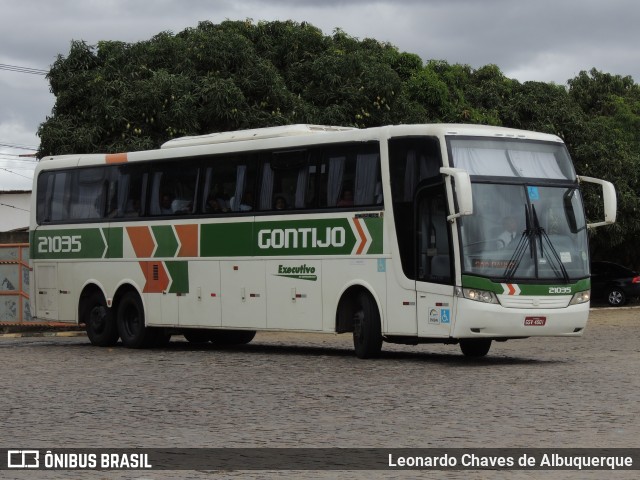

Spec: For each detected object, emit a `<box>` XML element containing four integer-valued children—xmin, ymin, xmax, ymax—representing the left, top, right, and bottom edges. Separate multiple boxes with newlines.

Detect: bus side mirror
<box><xmin>577</xmin><ymin>176</ymin><xmax>617</xmax><ymax>228</ymax></box>
<box><xmin>440</xmin><ymin>167</ymin><xmax>473</xmax><ymax>221</ymax></box>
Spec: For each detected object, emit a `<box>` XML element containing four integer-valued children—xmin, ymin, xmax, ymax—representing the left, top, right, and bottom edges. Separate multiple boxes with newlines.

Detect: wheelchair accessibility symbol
<box><xmin>440</xmin><ymin>309</ymin><xmax>450</xmax><ymax>324</ymax></box>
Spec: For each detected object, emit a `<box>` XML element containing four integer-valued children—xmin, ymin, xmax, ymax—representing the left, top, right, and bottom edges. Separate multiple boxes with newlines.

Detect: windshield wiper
<box><xmin>503</xmin><ymin>204</ymin><xmax>571</xmax><ymax>284</ymax></box>
<box><xmin>503</xmin><ymin>205</ymin><xmax>534</xmax><ymax>283</ymax></box>
<box><xmin>531</xmin><ymin>205</ymin><xmax>570</xmax><ymax>283</ymax></box>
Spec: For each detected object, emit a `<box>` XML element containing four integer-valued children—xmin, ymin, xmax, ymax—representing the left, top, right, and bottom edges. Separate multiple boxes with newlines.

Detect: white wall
<box><xmin>0</xmin><ymin>192</ymin><xmax>31</xmax><ymax>231</ymax></box>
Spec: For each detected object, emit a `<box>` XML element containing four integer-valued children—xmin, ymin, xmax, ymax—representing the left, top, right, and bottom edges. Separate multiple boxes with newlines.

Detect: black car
<box><xmin>590</xmin><ymin>261</ymin><xmax>640</xmax><ymax>306</ymax></box>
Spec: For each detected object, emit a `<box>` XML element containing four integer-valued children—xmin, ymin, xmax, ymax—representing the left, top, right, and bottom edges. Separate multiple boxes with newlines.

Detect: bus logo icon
<box><xmin>7</xmin><ymin>450</ymin><xmax>39</xmax><ymax>468</ymax></box>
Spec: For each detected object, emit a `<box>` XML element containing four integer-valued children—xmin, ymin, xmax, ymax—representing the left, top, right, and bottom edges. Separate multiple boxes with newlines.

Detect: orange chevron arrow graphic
<box><xmin>139</xmin><ymin>261</ymin><xmax>170</xmax><ymax>293</ymax></box>
<box><xmin>353</xmin><ymin>218</ymin><xmax>367</xmax><ymax>255</ymax></box>
<box><xmin>175</xmin><ymin>224</ymin><xmax>198</xmax><ymax>257</ymax></box>
<box><xmin>127</xmin><ymin>226</ymin><xmax>155</xmax><ymax>258</ymax></box>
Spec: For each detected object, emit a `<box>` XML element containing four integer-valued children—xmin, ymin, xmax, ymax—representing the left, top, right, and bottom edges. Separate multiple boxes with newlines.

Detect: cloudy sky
<box><xmin>1</xmin><ymin>0</ymin><xmax>639</xmax><ymax>188</ymax></box>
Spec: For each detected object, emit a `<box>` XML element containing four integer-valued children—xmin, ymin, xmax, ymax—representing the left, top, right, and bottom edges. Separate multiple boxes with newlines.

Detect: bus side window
<box><xmin>389</xmin><ymin>138</ymin><xmax>441</xmax><ymax>203</ymax></box>
<box><xmin>229</xmin><ymin>165</ymin><xmax>244</xmax><ymax>211</ymax></box>
<box><xmin>36</xmin><ymin>172</ymin><xmax>55</xmax><ymax>223</ymax></box>
<box><xmin>353</xmin><ymin>152</ymin><xmax>381</xmax><ymax>206</ymax></box>
<box><xmin>201</xmin><ymin>155</ymin><xmax>257</xmax><ymax>214</ymax></box>
<box><xmin>65</xmin><ymin>168</ymin><xmax>109</xmax><ymax>221</ymax></box>
<box><xmin>201</xmin><ymin>166</ymin><xmax>232</xmax><ymax>214</ymax></box>
<box><xmin>259</xmin><ymin>150</ymin><xmax>310</xmax><ymax>211</ymax></box>
<box><xmin>230</xmin><ymin>164</ymin><xmax>254</xmax><ymax>212</ymax></box>
<box><xmin>324</xmin><ymin>154</ymin><xmax>347</xmax><ymax>207</ymax></box>
<box><xmin>319</xmin><ymin>142</ymin><xmax>380</xmax><ymax>209</ymax></box>
<box><xmin>113</xmin><ymin>165</ymin><xmax>147</xmax><ymax>218</ymax></box>
<box><xmin>149</xmin><ymin>164</ymin><xmax>199</xmax><ymax>215</ymax></box>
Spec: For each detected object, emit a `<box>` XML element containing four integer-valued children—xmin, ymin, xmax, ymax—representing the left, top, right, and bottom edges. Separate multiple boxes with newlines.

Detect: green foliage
<box><xmin>38</xmin><ymin>21</ymin><xmax>640</xmax><ymax>267</ymax></box>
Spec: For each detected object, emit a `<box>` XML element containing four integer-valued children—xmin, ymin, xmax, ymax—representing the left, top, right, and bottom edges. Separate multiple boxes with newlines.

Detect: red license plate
<box><xmin>524</xmin><ymin>316</ymin><xmax>546</xmax><ymax>326</ymax></box>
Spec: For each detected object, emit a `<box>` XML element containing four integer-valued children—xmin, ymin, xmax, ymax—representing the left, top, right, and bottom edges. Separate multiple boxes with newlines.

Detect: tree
<box><xmin>566</xmin><ymin>70</ymin><xmax>640</xmax><ymax>266</ymax></box>
<box><xmin>39</xmin><ymin>21</ymin><xmax>411</xmax><ymax>155</ymax></box>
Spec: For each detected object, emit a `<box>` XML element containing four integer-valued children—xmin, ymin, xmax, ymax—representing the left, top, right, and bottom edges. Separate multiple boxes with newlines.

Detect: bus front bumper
<box><xmin>451</xmin><ymin>298</ymin><xmax>590</xmax><ymax>338</ymax></box>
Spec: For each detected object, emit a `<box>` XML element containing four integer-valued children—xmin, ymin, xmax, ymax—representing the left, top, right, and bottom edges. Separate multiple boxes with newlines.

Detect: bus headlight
<box><xmin>570</xmin><ymin>290</ymin><xmax>590</xmax><ymax>305</ymax></box>
<box><xmin>462</xmin><ymin>288</ymin><xmax>499</xmax><ymax>304</ymax></box>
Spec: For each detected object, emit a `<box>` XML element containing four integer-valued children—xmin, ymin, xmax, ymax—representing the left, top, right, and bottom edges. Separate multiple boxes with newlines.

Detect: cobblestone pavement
<box><xmin>0</xmin><ymin>307</ymin><xmax>638</xmax><ymax>480</ymax></box>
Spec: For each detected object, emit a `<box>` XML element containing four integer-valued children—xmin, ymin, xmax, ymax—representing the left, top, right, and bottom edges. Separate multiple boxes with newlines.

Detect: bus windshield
<box><xmin>449</xmin><ymin>138</ymin><xmax>589</xmax><ymax>282</ymax></box>
<box><xmin>458</xmin><ymin>184</ymin><xmax>589</xmax><ymax>281</ymax></box>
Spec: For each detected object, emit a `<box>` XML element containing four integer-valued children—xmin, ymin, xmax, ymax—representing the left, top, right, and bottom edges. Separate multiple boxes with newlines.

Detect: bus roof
<box><xmin>36</xmin><ymin>124</ymin><xmax>565</xmax><ymax>169</ymax></box>
<box><xmin>160</xmin><ymin>124</ymin><xmax>357</xmax><ymax>149</ymax></box>
<box><xmin>161</xmin><ymin>123</ymin><xmax>564</xmax><ymax>149</ymax></box>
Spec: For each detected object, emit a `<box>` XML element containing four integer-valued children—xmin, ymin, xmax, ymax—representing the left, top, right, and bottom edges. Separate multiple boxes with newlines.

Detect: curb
<box><xmin>0</xmin><ymin>331</ymin><xmax>86</xmax><ymax>338</ymax></box>
<box><xmin>590</xmin><ymin>304</ymin><xmax>640</xmax><ymax>311</ymax></box>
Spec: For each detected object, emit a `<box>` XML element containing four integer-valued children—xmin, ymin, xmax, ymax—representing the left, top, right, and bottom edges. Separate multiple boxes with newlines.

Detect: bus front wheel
<box><xmin>460</xmin><ymin>339</ymin><xmax>492</xmax><ymax>357</ymax></box>
<box><xmin>352</xmin><ymin>292</ymin><xmax>383</xmax><ymax>359</ymax></box>
<box><xmin>117</xmin><ymin>291</ymin><xmax>153</xmax><ymax>348</ymax></box>
<box><xmin>81</xmin><ymin>292</ymin><xmax>119</xmax><ymax>347</ymax></box>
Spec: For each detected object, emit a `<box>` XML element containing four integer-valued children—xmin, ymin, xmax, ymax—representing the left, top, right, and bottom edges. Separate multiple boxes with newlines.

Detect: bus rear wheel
<box><xmin>460</xmin><ymin>339</ymin><xmax>492</xmax><ymax>357</ymax></box>
<box><xmin>82</xmin><ymin>292</ymin><xmax>119</xmax><ymax>347</ymax></box>
<box><xmin>117</xmin><ymin>291</ymin><xmax>154</xmax><ymax>348</ymax></box>
<box><xmin>352</xmin><ymin>292</ymin><xmax>382</xmax><ymax>359</ymax></box>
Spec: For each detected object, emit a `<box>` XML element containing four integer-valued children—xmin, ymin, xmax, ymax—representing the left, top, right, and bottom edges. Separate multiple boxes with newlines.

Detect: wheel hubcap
<box><xmin>609</xmin><ymin>291</ymin><xmax>622</xmax><ymax>305</ymax></box>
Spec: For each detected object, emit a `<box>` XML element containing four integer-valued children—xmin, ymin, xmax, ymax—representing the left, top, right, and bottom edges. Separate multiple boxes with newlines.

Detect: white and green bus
<box><xmin>30</xmin><ymin>124</ymin><xmax>616</xmax><ymax>358</ymax></box>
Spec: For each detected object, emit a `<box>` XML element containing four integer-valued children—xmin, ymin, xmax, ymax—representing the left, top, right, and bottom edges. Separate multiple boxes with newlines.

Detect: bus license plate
<box><xmin>524</xmin><ymin>316</ymin><xmax>546</xmax><ymax>326</ymax></box>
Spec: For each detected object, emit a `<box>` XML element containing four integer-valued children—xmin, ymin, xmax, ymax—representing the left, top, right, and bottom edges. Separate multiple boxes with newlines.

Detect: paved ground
<box><xmin>0</xmin><ymin>307</ymin><xmax>638</xmax><ymax>479</ymax></box>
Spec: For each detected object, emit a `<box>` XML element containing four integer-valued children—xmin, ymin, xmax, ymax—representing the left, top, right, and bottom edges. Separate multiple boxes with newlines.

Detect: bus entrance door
<box><xmin>415</xmin><ymin>184</ymin><xmax>454</xmax><ymax>338</ymax></box>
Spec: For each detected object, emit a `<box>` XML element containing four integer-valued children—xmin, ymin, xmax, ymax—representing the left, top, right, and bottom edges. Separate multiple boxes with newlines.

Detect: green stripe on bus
<box><xmin>32</xmin><ymin>228</ymin><xmax>107</xmax><ymax>259</ymax></box>
<box><xmin>32</xmin><ymin>216</ymin><xmax>385</xmax><ymax>260</ymax></box>
<box><xmin>152</xmin><ymin>225</ymin><xmax>179</xmax><ymax>258</ymax></box>
<box><xmin>200</xmin><ymin>218</ymin><xmax>384</xmax><ymax>257</ymax></box>
<box><xmin>200</xmin><ymin>222</ymin><xmax>255</xmax><ymax>257</ymax></box>
<box><xmin>462</xmin><ymin>275</ymin><xmax>591</xmax><ymax>295</ymax></box>
<box><xmin>253</xmin><ymin>218</ymin><xmax>356</xmax><ymax>256</ymax></box>
<box><xmin>166</xmin><ymin>261</ymin><xmax>189</xmax><ymax>293</ymax></box>
<box><xmin>363</xmin><ymin>217</ymin><xmax>383</xmax><ymax>254</ymax></box>
<box><xmin>106</xmin><ymin>227</ymin><xmax>123</xmax><ymax>258</ymax></box>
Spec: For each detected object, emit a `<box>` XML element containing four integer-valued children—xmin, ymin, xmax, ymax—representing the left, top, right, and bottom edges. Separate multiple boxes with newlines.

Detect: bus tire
<box><xmin>210</xmin><ymin>330</ymin><xmax>256</xmax><ymax>345</ymax></box>
<box><xmin>117</xmin><ymin>291</ymin><xmax>153</xmax><ymax>348</ymax></box>
<box><xmin>81</xmin><ymin>292</ymin><xmax>119</xmax><ymax>347</ymax></box>
<box><xmin>352</xmin><ymin>292</ymin><xmax>383</xmax><ymax>359</ymax></box>
<box><xmin>460</xmin><ymin>339</ymin><xmax>492</xmax><ymax>357</ymax></box>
